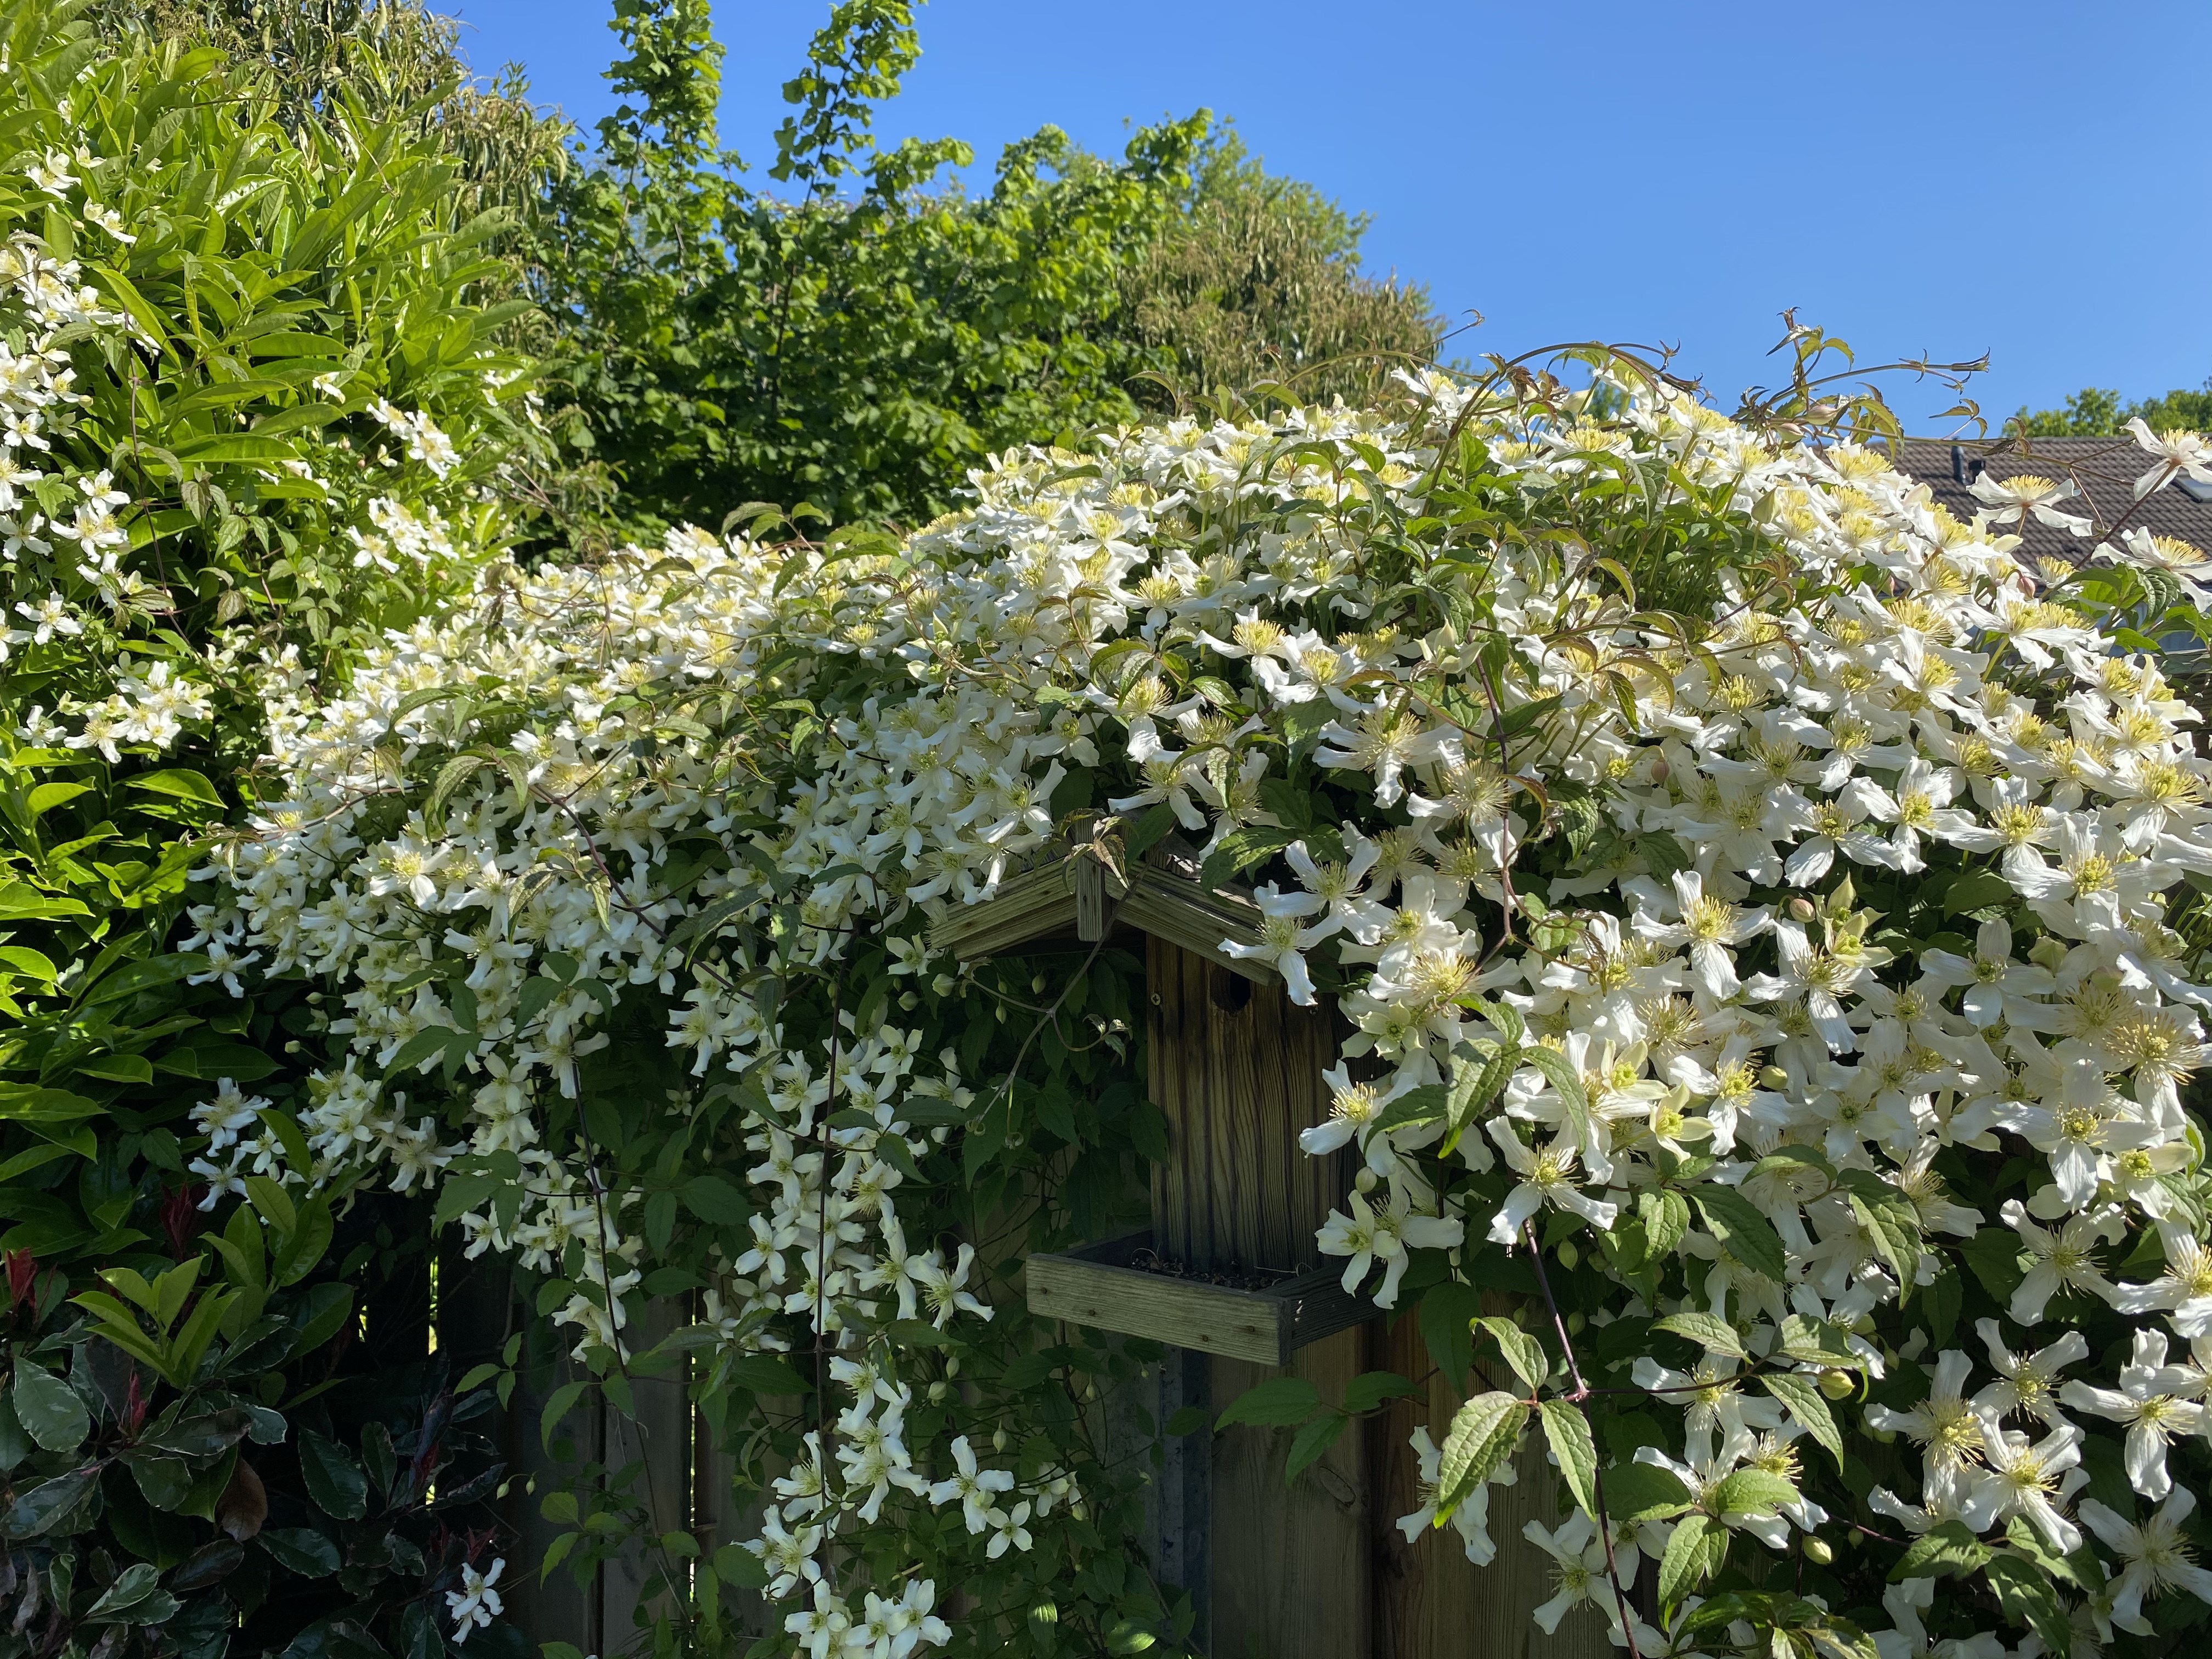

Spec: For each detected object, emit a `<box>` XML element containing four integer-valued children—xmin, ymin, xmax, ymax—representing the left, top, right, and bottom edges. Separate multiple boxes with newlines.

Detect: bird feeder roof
<box><xmin>926</xmin><ymin>833</ymin><xmax>1274</xmax><ymax>983</ymax></box>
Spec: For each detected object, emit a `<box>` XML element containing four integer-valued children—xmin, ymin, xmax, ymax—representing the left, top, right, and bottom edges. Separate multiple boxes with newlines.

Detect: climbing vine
<box><xmin>205</xmin><ymin>349</ymin><xmax>2212</xmax><ymax>1657</ymax></box>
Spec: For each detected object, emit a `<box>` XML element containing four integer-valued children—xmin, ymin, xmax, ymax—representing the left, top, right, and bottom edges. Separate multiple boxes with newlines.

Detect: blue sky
<box><xmin>448</xmin><ymin>0</ymin><xmax>2212</xmax><ymax>429</ymax></box>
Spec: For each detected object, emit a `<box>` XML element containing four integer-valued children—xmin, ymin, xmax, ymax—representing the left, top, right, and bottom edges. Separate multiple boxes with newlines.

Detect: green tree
<box><xmin>2013</xmin><ymin>377</ymin><xmax>2212</xmax><ymax>434</ymax></box>
<box><xmin>538</xmin><ymin>0</ymin><xmax>1209</xmax><ymax>534</ymax></box>
<box><xmin>1114</xmin><ymin>127</ymin><xmax>1443</xmax><ymax>412</ymax></box>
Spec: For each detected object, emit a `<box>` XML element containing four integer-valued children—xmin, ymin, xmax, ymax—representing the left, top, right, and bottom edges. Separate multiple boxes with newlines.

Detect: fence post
<box><xmin>1152</xmin><ymin>1348</ymin><xmax>1210</xmax><ymax>1649</ymax></box>
<box><xmin>600</xmin><ymin>1299</ymin><xmax>693</xmax><ymax>1649</ymax></box>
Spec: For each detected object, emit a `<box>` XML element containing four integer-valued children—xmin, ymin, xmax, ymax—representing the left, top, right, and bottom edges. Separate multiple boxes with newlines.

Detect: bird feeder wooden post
<box><xmin>930</xmin><ymin>832</ymin><xmax>1374</xmax><ymax>1657</ymax></box>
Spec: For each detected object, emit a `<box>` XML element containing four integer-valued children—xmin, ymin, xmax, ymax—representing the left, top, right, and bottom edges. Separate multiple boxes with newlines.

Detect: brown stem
<box><xmin>1523</xmin><ymin>1221</ymin><xmax>1643</xmax><ymax>1659</ymax></box>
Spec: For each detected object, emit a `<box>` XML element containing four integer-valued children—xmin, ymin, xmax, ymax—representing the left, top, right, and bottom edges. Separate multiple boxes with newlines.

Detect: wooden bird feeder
<box><xmin>928</xmin><ymin>831</ymin><xmax>1367</xmax><ymax>1366</ymax></box>
<box><xmin>934</xmin><ymin>832</ymin><xmax>1597</xmax><ymax>1658</ymax></box>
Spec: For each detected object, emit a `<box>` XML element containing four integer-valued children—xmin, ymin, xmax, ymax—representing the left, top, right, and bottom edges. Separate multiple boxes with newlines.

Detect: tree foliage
<box><xmin>2015</xmin><ymin>379</ymin><xmax>2212</xmax><ymax>436</ymax></box>
<box><xmin>534</xmin><ymin>0</ymin><xmax>1443</xmax><ymax>538</ymax></box>
<box><xmin>0</xmin><ymin>2</ymin><xmax>543</xmax><ymax>1650</ymax></box>
<box><xmin>534</xmin><ymin>0</ymin><xmax>1203</xmax><ymax>534</ymax></box>
<box><xmin>1115</xmin><ymin>129</ymin><xmax>1444</xmax><ymax>414</ymax></box>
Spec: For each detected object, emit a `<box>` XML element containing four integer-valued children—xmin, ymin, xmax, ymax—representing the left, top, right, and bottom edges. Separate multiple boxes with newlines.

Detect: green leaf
<box><xmin>1197</xmin><ymin>826</ymin><xmax>1298</xmax><ymax>891</ymax></box>
<box><xmin>85</xmin><ymin>1562</ymin><xmax>178</xmax><ymax>1626</ymax></box>
<box><xmin>259</xmin><ymin>1526</ymin><xmax>342</xmax><ymax>1578</ymax></box>
<box><xmin>725</xmin><ymin>1354</ymin><xmax>808</xmax><ymax>1397</ymax></box>
<box><xmin>1369</xmin><ymin>1084</ymin><xmax>1448</xmax><ymax>1136</ymax></box>
<box><xmin>682</xmin><ymin>1175</ymin><xmax>752</xmax><ymax>1226</ymax></box>
<box><xmin>1638</xmin><ymin>1189</ymin><xmax>1690</xmax><ymax>1260</ymax></box>
<box><xmin>1658</xmin><ymin>1511</ymin><xmax>1712</xmax><ymax>1607</ymax></box>
<box><xmin>1890</xmin><ymin>1520</ymin><xmax>1992</xmax><ymax>1582</ymax></box>
<box><xmin>1985</xmin><ymin>1553</ymin><xmax>2072</xmax><ymax>1656</ymax></box>
<box><xmin>76</xmin><ymin>1053</ymin><xmax>154</xmax><ymax>1085</ymax></box>
<box><xmin>1959</xmin><ymin>1227</ymin><xmax>2027</xmax><ymax>1301</ymax></box>
<box><xmin>1776</xmin><ymin>1314</ymin><xmax>1858</xmax><ymax>1367</ymax></box>
<box><xmin>0</xmin><ymin>1395</ymin><xmax>30</xmax><ymax>1473</ymax></box>
<box><xmin>1418</xmin><ymin>1280</ymin><xmax>1480</xmax><ymax>1386</ymax></box>
<box><xmin>174</xmin><ymin>433</ymin><xmax>299</xmax><ymax>466</ymax></box>
<box><xmin>1652</xmin><ymin>1310</ymin><xmax>1748</xmax><ymax>1360</ymax></box>
<box><xmin>1942</xmin><ymin>867</ymin><xmax>2013</xmax><ymax>916</ymax></box>
<box><xmin>1217</xmin><ymin>1378</ymin><xmax>1319</xmax><ymax>1429</ymax></box>
<box><xmin>1436</xmin><ymin>1390</ymin><xmax>1526</xmax><ymax>1521</ymax></box>
<box><xmin>123</xmin><ymin>769</ymin><xmax>223</xmax><ymax>808</ymax></box>
<box><xmin>1847</xmin><ymin>1189</ymin><xmax>1924</xmax><ymax>1304</ymax></box>
<box><xmin>1443</xmin><ymin>1045</ymin><xmax>1517</xmax><ymax>1154</ymax></box>
<box><xmin>2</xmin><ymin>1466</ymin><xmax>98</xmax><ymax>1537</ymax></box>
<box><xmin>1690</xmin><ymin>1185</ymin><xmax>1790</xmax><ymax>1282</ymax></box>
<box><xmin>1164</xmin><ymin>1406</ymin><xmax>1207</xmax><ymax>1438</ymax></box>
<box><xmin>1284</xmin><ymin>1411</ymin><xmax>1348</xmax><ymax>1482</ymax></box>
<box><xmin>1537</xmin><ymin>1399</ymin><xmax>1600</xmax><ymax>1520</ymax></box>
<box><xmin>1759</xmin><ymin>1373</ymin><xmax>1844</xmax><ymax>1470</ymax></box>
<box><xmin>1519</xmin><ymin>1046</ymin><xmax>1593</xmax><ymax>1144</ymax></box>
<box><xmin>1105</xmin><ymin>1620</ymin><xmax>1158</xmax><ymax>1655</ymax></box>
<box><xmin>0</xmin><ymin>1085</ymin><xmax>102</xmax><ymax>1125</ymax></box>
<box><xmin>1712</xmin><ymin>1467</ymin><xmax>1798</xmax><ymax>1516</ymax></box>
<box><xmin>123</xmin><ymin>1448</ymin><xmax>192</xmax><ymax>1509</ymax></box>
<box><xmin>11</xmin><ymin>1359</ymin><xmax>88</xmax><ymax>1453</ymax></box>
<box><xmin>0</xmin><ymin>882</ymin><xmax>91</xmax><ymax>921</ymax></box>
<box><xmin>1340</xmin><ymin>1372</ymin><xmax>1418</xmax><ymax>1415</ymax></box>
<box><xmin>1125</xmin><ymin>802</ymin><xmax>1178</xmax><ymax>860</ymax></box>
<box><xmin>297</xmin><ymin>1429</ymin><xmax>368</xmax><ymax>1520</ymax></box>
<box><xmin>1475</xmin><ymin>1317</ymin><xmax>1548</xmax><ymax>1392</ymax></box>
<box><xmin>1598</xmin><ymin>1460</ymin><xmax>1692</xmax><ymax>1522</ymax></box>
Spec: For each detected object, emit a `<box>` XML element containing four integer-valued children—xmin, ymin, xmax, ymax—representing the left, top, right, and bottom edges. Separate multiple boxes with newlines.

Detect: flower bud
<box><xmin>929</xmin><ymin>1380</ymin><xmax>949</xmax><ymax>1403</ymax></box>
<box><xmin>1819</xmin><ymin>1370</ymin><xmax>1854</xmax><ymax>1401</ymax></box>
<box><xmin>2028</xmin><ymin>937</ymin><xmax>2067</xmax><ymax>971</ymax></box>
<box><xmin>1759</xmin><ymin>1066</ymin><xmax>1790</xmax><ymax>1092</ymax></box>
<box><xmin>1648</xmin><ymin>757</ymin><xmax>1669</xmax><ymax>784</ymax></box>
<box><xmin>992</xmin><ymin>1427</ymin><xmax>1008</xmax><ymax>1452</ymax></box>
<box><xmin>1802</xmin><ymin>1536</ymin><xmax>1833</xmax><ymax>1566</ymax></box>
<box><xmin>1355</xmin><ymin>1167</ymin><xmax>1378</xmax><ymax>1194</ymax></box>
<box><xmin>1787</xmin><ymin>897</ymin><xmax>1815</xmax><ymax>922</ymax></box>
<box><xmin>1556</xmin><ymin>1241</ymin><xmax>1579</xmax><ymax>1270</ymax></box>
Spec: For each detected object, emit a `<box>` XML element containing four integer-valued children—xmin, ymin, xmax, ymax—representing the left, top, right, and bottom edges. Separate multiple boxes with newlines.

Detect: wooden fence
<box><xmin>435</xmin><ymin>1240</ymin><xmax>1616</xmax><ymax>1658</ymax></box>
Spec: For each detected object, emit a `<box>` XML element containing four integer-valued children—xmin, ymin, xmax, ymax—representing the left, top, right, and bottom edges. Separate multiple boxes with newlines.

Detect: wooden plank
<box><xmin>1075</xmin><ymin>851</ymin><xmax>1107</xmax><ymax>941</ymax></box>
<box><xmin>1210</xmin><ymin>1323</ymin><xmax>1372</xmax><ymax>1659</ymax></box>
<box><xmin>1026</xmin><ymin>1238</ymin><xmax>1291</xmax><ymax>1366</ymax></box>
<box><xmin>500</xmin><ymin>1287</ymin><xmax>605</xmax><ymax>1650</ymax></box>
<box><xmin>1200</xmin><ymin>957</ymin><xmax>1245</xmax><ymax>1276</ymax></box>
<box><xmin>601</xmin><ymin>1300</ymin><xmax>691</xmax><ymax>1649</ymax></box>
<box><xmin>1148</xmin><ymin>935</ymin><xmax>1193</xmax><ymax>1267</ymax></box>
<box><xmin>693</xmin><ymin>1341</ymin><xmax>771</xmax><ymax>1644</ymax></box>
<box><xmin>1369</xmin><ymin>1310</ymin><xmax>1617</xmax><ymax>1659</ymax></box>
<box><xmin>1154</xmin><ymin>1350</ymin><xmax>1211</xmax><ymax>1652</ymax></box>
<box><xmin>928</xmin><ymin>847</ymin><xmax>1269</xmax><ymax>979</ymax></box>
<box><xmin>1244</xmin><ymin>970</ymin><xmax>1298</xmax><ymax>1269</ymax></box>
<box><xmin>1028</xmin><ymin>1233</ymin><xmax>1369</xmax><ymax>1365</ymax></box>
<box><xmin>1120</xmin><ymin>870</ymin><xmax>1271</xmax><ymax>982</ymax></box>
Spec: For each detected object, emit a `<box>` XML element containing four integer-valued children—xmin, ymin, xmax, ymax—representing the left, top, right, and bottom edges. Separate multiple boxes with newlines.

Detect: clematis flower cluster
<box><xmin>205</xmin><ymin>369</ymin><xmax>2212</xmax><ymax>1651</ymax></box>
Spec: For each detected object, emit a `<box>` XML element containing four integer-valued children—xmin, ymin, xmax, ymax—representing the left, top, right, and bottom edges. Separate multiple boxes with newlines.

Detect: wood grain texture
<box><xmin>693</xmin><ymin>1373</ymin><xmax>771</xmax><ymax>1643</ymax></box>
<box><xmin>1149</xmin><ymin>934</ymin><xmax>1195</xmax><ymax>1266</ymax></box>
<box><xmin>1146</xmin><ymin>937</ymin><xmax>1348</xmax><ymax>1279</ymax></box>
<box><xmin>1210</xmin><ymin>1324</ymin><xmax>1373</xmax><ymax>1659</ymax></box>
<box><xmin>929</xmin><ymin>849</ymin><xmax>1273</xmax><ymax>982</ymax></box>
<box><xmin>1369</xmin><ymin>1312</ymin><xmax>1616</xmax><ymax>1659</ymax></box>
<box><xmin>601</xmin><ymin>1300</ymin><xmax>693</xmax><ymax>1649</ymax></box>
<box><xmin>496</xmin><ymin>1283</ymin><xmax>605</xmax><ymax>1649</ymax></box>
<box><xmin>1029</xmin><ymin>1237</ymin><xmax>1287</xmax><ymax>1366</ymax></box>
<box><xmin>1025</xmin><ymin>1233</ymin><xmax>1370</xmax><ymax>1366</ymax></box>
